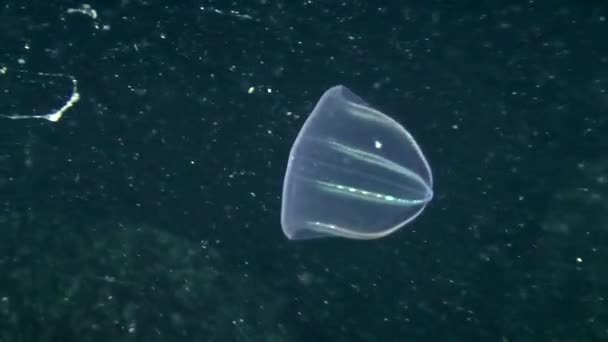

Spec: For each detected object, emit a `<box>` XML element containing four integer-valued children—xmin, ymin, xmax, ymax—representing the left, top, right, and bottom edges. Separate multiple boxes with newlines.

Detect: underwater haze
<box><xmin>0</xmin><ymin>1</ymin><xmax>607</xmax><ymax>341</ymax></box>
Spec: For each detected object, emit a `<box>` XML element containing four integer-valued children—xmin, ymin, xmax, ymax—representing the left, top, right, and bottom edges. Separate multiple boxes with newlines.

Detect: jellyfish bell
<box><xmin>280</xmin><ymin>85</ymin><xmax>433</xmax><ymax>240</ymax></box>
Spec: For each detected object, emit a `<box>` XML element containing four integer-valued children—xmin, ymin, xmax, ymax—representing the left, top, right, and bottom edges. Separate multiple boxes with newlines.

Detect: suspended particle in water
<box><xmin>0</xmin><ymin>67</ymin><xmax>80</xmax><ymax>123</ymax></box>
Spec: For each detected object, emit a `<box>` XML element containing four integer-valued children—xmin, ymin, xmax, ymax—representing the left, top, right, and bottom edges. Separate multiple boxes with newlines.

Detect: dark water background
<box><xmin>0</xmin><ymin>1</ymin><xmax>607</xmax><ymax>341</ymax></box>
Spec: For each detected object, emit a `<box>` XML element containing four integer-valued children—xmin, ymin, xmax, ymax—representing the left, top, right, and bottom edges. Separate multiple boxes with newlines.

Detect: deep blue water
<box><xmin>0</xmin><ymin>1</ymin><xmax>607</xmax><ymax>341</ymax></box>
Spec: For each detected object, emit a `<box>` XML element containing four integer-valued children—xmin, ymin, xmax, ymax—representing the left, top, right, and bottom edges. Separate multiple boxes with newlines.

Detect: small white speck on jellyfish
<box><xmin>0</xmin><ymin>67</ymin><xmax>80</xmax><ymax>123</ymax></box>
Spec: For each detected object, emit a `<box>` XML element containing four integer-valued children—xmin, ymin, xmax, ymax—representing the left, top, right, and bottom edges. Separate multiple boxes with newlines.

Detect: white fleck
<box><xmin>66</xmin><ymin>4</ymin><xmax>98</xmax><ymax>19</ymax></box>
